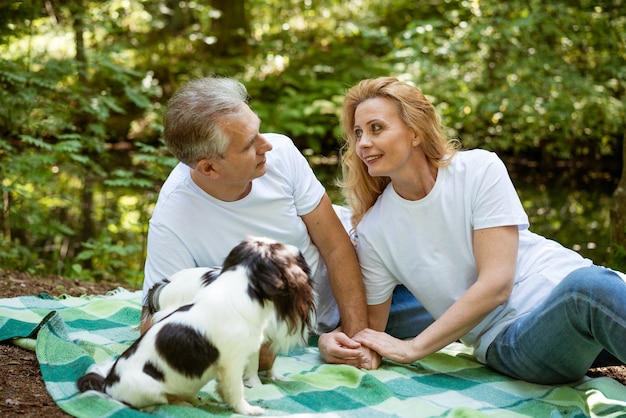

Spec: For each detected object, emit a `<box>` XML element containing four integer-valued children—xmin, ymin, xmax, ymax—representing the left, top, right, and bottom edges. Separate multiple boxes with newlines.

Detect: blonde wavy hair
<box><xmin>340</xmin><ymin>77</ymin><xmax>460</xmax><ymax>227</ymax></box>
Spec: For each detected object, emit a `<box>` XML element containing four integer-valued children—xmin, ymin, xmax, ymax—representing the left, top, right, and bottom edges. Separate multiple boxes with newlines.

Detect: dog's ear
<box><xmin>244</xmin><ymin>246</ymin><xmax>288</xmax><ymax>301</ymax></box>
<box><xmin>278</xmin><ymin>250</ymin><xmax>316</xmax><ymax>334</ymax></box>
<box><xmin>223</xmin><ymin>237</ymin><xmax>316</xmax><ymax>334</ymax></box>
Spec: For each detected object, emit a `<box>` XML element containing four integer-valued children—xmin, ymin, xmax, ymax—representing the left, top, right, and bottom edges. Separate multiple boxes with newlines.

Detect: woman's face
<box><xmin>353</xmin><ymin>97</ymin><xmax>419</xmax><ymax>179</ymax></box>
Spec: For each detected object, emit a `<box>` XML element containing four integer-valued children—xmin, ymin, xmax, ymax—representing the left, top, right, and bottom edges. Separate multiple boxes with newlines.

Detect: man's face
<box><xmin>214</xmin><ymin>105</ymin><xmax>273</xmax><ymax>187</ymax></box>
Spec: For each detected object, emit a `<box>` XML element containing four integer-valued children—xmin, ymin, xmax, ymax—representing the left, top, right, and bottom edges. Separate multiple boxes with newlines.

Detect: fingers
<box><xmin>353</xmin><ymin>328</ymin><xmax>381</xmax><ymax>348</ymax></box>
<box><xmin>332</xmin><ymin>332</ymin><xmax>362</xmax><ymax>349</ymax></box>
<box><xmin>357</xmin><ymin>347</ymin><xmax>382</xmax><ymax>370</ymax></box>
<box><xmin>319</xmin><ymin>331</ymin><xmax>370</xmax><ymax>367</ymax></box>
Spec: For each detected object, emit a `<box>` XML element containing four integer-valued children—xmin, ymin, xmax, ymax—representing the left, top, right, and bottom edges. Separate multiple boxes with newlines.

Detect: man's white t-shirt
<box><xmin>143</xmin><ymin>133</ymin><xmax>339</xmax><ymax>332</ymax></box>
<box><xmin>356</xmin><ymin>149</ymin><xmax>596</xmax><ymax>363</ymax></box>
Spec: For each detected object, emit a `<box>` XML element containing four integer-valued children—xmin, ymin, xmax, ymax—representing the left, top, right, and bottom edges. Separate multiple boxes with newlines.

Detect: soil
<box><xmin>1</xmin><ymin>269</ymin><xmax>625</xmax><ymax>418</ymax></box>
<box><xmin>0</xmin><ymin>269</ymin><xmax>140</xmax><ymax>418</ymax></box>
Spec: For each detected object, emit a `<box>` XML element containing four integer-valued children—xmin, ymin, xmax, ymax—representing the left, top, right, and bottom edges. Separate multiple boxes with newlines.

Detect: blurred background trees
<box><xmin>1</xmin><ymin>0</ymin><xmax>624</xmax><ymax>284</ymax></box>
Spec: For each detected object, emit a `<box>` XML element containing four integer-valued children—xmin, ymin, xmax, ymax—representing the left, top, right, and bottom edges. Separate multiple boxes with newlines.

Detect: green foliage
<box><xmin>74</xmin><ymin>235</ymin><xmax>144</xmax><ymax>284</ymax></box>
<box><xmin>382</xmin><ymin>0</ymin><xmax>626</xmax><ymax>161</ymax></box>
<box><xmin>1</xmin><ymin>0</ymin><xmax>624</xmax><ymax>281</ymax></box>
<box><xmin>609</xmin><ymin>244</ymin><xmax>626</xmax><ymax>273</ymax></box>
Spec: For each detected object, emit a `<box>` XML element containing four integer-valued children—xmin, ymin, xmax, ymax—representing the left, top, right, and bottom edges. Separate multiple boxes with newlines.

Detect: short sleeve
<box><xmin>355</xmin><ymin>231</ymin><xmax>399</xmax><ymax>305</ymax></box>
<box><xmin>271</xmin><ymin>134</ymin><xmax>325</xmax><ymax>216</ymax></box>
<box><xmin>471</xmin><ymin>153</ymin><xmax>529</xmax><ymax>231</ymax></box>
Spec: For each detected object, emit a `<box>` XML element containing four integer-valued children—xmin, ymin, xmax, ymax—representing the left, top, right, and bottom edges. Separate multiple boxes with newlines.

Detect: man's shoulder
<box><xmin>151</xmin><ymin>163</ymin><xmax>193</xmax><ymax>218</ymax></box>
<box><xmin>264</xmin><ymin>133</ymin><xmax>306</xmax><ymax>169</ymax></box>
<box><xmin>263</xmin><ymin>132</ymin><xmax>292</xmax><ymax>145</ymax></box>
<box><xmin>161</xmin><ymin>162</ymin><xmax>189</xmax><ymax>186</ymax></box>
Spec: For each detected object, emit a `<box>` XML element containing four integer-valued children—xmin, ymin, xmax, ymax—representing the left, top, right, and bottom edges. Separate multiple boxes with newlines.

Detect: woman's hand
<box><xmin>318</xmin><ymin>329</ymin><xmax>382</xmax><ymax>370</ymax></box>
<box><xmin>353</xmin><ymin>328</ymin><xmax>420</xmax><ymax>364</ymax></box>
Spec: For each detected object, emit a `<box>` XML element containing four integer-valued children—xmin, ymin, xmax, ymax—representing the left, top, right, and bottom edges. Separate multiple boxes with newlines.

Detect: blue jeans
<box><xmin>385</xmin><ymin>285</ymin><xmax>435</xmax><ymax>340</ymax></box>
<box><xmin>486</xmin><ymin>266</ymin><xmax>626</xmax><ymax>384</ymax></box>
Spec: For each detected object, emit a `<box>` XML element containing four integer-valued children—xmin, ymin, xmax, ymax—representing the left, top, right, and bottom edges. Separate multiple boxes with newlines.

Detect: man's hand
<box><xmin>318</xmin><ymin>330</ymin><xmax>382</xmax><ymax>370</ymax></box>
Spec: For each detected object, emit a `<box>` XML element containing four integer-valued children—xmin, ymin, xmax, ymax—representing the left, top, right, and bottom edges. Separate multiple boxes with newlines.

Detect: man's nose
<box><xmin>257</xmin><ymin>134</ymin><xmax>273</xmax><ymax>152</ymax></box>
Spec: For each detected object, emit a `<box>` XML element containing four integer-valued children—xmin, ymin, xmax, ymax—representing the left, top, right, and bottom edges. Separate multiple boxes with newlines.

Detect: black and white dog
<box><xmin>146</xmin><ymin>264</ymin><xmax>311</xmax><ymax>387</ymax></box>
<box><xmin>77</xmin><ymin>237</ymin><xmax>316</xmax><ymax>415</ymax></box>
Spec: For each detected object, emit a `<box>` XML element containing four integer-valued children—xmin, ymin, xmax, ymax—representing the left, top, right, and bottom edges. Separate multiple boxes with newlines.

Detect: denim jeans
<box><xmin>385</xmin><ymin>285</ymin><xmax>435</xmax><ymax>340</ymax></box>
<box><xmin>486</xmin><ymin>266</ymin><xmax>626</xmax><ymax>384</ymax></box>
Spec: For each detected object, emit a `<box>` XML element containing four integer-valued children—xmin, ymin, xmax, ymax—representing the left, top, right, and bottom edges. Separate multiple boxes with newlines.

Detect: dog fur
<box><xmin>77</xmin><ymin>236</ymin><xmax>315</xmax><ymax>415</ymax></box>
<box><xmin>146</xmin><ymin>264</ymin><xmax>315</xmax><ymax>386</ymax></box>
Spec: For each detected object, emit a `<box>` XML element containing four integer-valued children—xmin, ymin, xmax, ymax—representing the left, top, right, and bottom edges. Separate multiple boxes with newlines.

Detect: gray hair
<box><xmin>163</xmin><ymin>77</ymin><xmax>249</xmax><ymax>166</ymax></box>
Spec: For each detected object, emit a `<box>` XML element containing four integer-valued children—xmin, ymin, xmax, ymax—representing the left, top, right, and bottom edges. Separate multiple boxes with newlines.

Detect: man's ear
<box><xmin>195</xmin><ymin>158</ymin><xmax>220</xmax><ymax>179</ymax></box>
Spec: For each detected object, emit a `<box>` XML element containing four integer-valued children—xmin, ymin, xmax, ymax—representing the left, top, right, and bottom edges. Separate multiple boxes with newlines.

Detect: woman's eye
<box><xmin>372</xmin><ymin>124</ymin><xmax>381</xmax><ymax>132</ymax></box>
<box><xmin>354</xmin><ymin>129</ymin><xmax>363</xmax><ymax>138</ymax></box>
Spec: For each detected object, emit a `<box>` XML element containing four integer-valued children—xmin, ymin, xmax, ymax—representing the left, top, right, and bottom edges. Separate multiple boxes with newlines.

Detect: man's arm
<box><xmin>301</xmin><ymin>193</ymin><xmax>368</xmax><ymax>337</ymax></box>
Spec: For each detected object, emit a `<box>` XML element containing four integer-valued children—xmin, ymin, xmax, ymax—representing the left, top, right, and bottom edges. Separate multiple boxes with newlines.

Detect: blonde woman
<box><xmin>341</xmin><ymin>76</ymin><xmax>626</xmax><ymax>384</ymax></box>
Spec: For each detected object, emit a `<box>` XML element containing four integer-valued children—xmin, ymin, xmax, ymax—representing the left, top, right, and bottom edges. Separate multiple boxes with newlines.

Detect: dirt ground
<box><xmin>1</xmin><ymin>269</ymin><xmax>625</xmax><ymax>418</ymax></box>
<box><xmin>0</xmin><ymin>269</ymin><xmax>141</xmax><ymax>418</ymax></box>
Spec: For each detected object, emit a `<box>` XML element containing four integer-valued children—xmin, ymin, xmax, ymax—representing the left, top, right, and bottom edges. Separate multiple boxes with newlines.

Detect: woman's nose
<box><xmin>357</xmin><ymin>133</ymin><xmax>371</xmax><ymax>148</ymax></box>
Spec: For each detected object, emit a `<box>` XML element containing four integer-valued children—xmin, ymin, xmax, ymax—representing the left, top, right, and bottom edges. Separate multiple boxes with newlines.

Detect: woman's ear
<box><xmin>412</xmin><ymin>130</ymin><xmax>421</xmax><ymax>147</ymax></box>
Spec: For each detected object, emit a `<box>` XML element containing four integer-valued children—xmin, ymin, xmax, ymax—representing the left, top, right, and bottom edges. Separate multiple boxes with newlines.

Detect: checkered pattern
<box><xmin>1</xmin><ymin>290</ymin><xmax>625</xmax><ymax>417</ymax></box>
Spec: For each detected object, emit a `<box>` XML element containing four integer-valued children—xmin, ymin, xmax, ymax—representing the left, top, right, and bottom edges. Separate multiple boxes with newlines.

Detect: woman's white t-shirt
<box><xmin>356</xmin><ymin>149</ymin><xmax>594</xmax><ymax>362</ymax></box>
<box><xmin>143</xmin><ymin>133</ymin><xmax>340</xmax><ymax>332</ymax></box>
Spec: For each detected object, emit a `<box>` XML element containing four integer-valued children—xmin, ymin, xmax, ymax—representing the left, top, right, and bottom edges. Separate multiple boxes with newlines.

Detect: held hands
<box><xmin>318</xmin><ymin>330</ymin><xmax>382</xmax><ymax>370</ymax></box>
<box><xmin>353</xmin><ymin>328</ymin><xmax>418</xmax><ymax>365</ymax></box>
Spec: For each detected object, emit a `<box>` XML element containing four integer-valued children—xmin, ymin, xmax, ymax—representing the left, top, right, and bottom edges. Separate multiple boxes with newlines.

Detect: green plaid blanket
<box><xmin>1</xmin><ymin>289</ymin><xmax>625</xmax><ymax>417</ymax></box>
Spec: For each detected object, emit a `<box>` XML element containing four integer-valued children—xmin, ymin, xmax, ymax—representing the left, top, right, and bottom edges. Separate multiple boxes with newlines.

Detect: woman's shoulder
<box><xmin>453</xmin><ymin>148</ymin><xmax>501</xmax><ymax>164</ymax></box>
<box><xmin>449</xmin><ymin>149</ymin><xmax>506</xmax><ymax>175</ymax></box>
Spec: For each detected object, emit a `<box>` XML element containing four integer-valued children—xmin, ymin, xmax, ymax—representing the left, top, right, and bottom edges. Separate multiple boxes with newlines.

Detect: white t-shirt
<box><xmin>143</xmin><ymin>133</ymin><xmax>339</xmax><ymax>332</ymax></box>
<box><xmin>356</xmin><ymin>149</ymin><xmax>595</xmax><ymax>363</ymax></box>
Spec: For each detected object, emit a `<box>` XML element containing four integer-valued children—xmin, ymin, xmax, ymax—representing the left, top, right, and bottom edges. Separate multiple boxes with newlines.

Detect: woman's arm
<box><xmin>354</xmin><ymin>225</ymin><xmax>518</xmax><ymax>363</ymax></box>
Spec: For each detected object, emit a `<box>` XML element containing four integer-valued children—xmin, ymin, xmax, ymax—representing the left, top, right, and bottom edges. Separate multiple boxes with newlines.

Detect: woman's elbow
<box><xmin>493</xmin><ymin>277</ymin><xmax>515</xmax><ymax>305</ymax></box>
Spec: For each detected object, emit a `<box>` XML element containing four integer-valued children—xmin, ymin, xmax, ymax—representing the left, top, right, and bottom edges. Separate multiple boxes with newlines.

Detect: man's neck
<box><xmin>190</xmin><ymin>169</ymin><xmax>252</xmax><ymax>202</ymax></box>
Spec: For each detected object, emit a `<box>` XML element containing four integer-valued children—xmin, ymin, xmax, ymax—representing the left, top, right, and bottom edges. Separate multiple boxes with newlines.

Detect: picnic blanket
<box><xmin>1</xmin><ymin>289</ymin><xmax>626</xmax><ymax>417</ymax></box>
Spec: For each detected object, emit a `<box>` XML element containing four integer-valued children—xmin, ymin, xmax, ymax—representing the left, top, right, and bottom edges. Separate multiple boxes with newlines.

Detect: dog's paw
<box><xmin>265</xmin><ymin>369</ymin><xmax>286</xmax><ymax>382</ymax></box>
<box><xmin>235</xmin><ymin>400</ymin><xmax>264</xmax><ymax>416</ymax></box>
<box><xmin>244</xmin><ymin>375</ymin><xmax>263</xmax><ymax>387</ymax></box>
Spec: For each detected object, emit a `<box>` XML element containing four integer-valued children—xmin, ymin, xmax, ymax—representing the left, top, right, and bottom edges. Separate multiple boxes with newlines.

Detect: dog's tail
<box><xmin>77</xmin><ymin>372</ymin><xmax>106</xmax><ymax>393</ymax></box>
<box><xmin>146</xmin><ymin>268</ymin><xmax>220</xmax><ymax>316</ymax></box>
<box><xmin>146</xmin><ymin>278</ymin><xmax>170</xmax><ymax>315</ymax></box>
<box><xmin>76</xmin><ymin>359</ymin><xmax>115</xmax><ymax>393</ymax></box>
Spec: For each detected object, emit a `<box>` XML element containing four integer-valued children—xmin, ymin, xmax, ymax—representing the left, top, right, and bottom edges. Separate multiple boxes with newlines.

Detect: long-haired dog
<box><xmin>145</xmin><ymin>266</ymin><xmax>307</xmax><ymax>387</ymax></box>
<box><xmin>77</xmin><ymin>237</ymin><xmax>315</xmax><ymax>415</ymax></box>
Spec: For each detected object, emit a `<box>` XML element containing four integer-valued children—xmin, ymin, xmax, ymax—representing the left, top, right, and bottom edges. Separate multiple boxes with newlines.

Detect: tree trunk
<box><xmin>73</xmin><ymin>0</ymin><xmax>94</xmax><ymax>270</ymax></box>
<box><xmin>210</xmin><ymin>0</ymin><xmax>250</xmax><ymax>57</ymax></box>
<box><xmin>610</xmin><ymin>131</ymin><xmax>626</xmax><ymax>255</ymax></box>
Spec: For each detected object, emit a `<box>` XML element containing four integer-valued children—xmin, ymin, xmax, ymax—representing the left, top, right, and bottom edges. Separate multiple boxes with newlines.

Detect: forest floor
<box><xmin>1</xmin><ymin>268</ymin><xmax>625</xmax><ymax>418</ymax></box>
<box><xmin>0</xmin><ymin>269</ymin><xmax>140</xmax><ymax>418</ymax></box>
